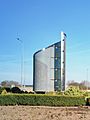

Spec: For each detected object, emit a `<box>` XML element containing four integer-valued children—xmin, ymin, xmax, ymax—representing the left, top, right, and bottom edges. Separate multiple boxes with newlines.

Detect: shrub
<box><xmin>0</xmin><ymin>94</ymin><xmax>85</xmax><ymax>106</ymax></box>
<box><xmin>46</xmin><ymin>91</ymin><xmax>56</xmax><ymax>95</ymax></box>
<box><xmin>5</xmin><ymin>87</ymin><xmax>11</xmax><ymax>92</ymax></box>
<box><xmin>11</xmin><ymin>87</ymin><xmax>21</xmax><ymax>93</ymax></box>
<box><xmin>1</xmin><ymin>89</ymin><xmax>7</xmax><ymax>94</ymax></box>
<box><xmin>0</xmin><ymin>87</ymin><xmax>5</xmax><ymax>94</ymax></box>
<box><xmin>55</xmin><ymin>91</ymin><xmax>63</xmax><ymax>95</ymax></box>
<box><xmin>64</xmin><ymin>86</ymin><xmax>83</xmax><ymax>96</ymax></box>
<box><xmin>86</xmin><ymin>96</ymin><xmax>90</xmax><ymax>106</ymax></box>
<box><xmin>83</xmin><ymin>92</ymin><xmax>90</xmax><ymax>97</ymax></box>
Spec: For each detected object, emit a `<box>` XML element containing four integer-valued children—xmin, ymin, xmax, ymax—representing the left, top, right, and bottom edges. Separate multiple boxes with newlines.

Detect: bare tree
<box><xmin>1</xmin><ymin>80</ymin><xmax>20</xmax><ymax>87</ymax></box>
<box><xmin>67</xmin><ymin>80</ymin><xmax>90</xmax><ymax>90</ymax></box>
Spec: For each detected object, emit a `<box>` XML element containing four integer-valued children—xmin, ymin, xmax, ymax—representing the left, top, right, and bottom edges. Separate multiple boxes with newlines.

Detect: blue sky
<box><xmin>0</xmin><ymin>0</ymin><xmax>90</xmax><ymax>85</ymax></box>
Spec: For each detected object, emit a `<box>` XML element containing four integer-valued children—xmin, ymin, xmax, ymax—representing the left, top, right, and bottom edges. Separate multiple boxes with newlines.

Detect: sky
<box><xmin>0</xmin><ymin>0</ymin><xmax>90</xmax><ymax>85</ymax></box>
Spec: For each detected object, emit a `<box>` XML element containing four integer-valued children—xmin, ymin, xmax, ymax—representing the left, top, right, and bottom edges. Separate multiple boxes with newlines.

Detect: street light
<box><xmin>17</xmin><ymin>38</ymin><xmax>24</xmax><ymax>87</ymax></box>
<box><xmin>86</xmin><ymin>68</ymin><xmax>88</xmax><ymax>90</ymax></box>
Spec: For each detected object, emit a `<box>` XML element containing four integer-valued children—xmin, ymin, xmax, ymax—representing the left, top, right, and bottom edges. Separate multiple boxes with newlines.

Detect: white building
<box><xmin>33</xmin><ymin>32</ymin><xmax>66</xmax><ymax>93</ymax></box>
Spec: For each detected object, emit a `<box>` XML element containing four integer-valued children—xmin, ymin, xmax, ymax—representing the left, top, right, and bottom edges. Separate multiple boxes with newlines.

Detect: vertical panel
<box><xmin>61</xmin><ymin>32</ymin><xmax>66</xmax><ymax>91</ymax></box>
<box><xmin>33</xmin><ymin>45</ymin><xmax>54</xmax><ymax>92</ymax></box>
<box><xmin>54</xmin><ymin>42</ymin><xmax>61</xmax><ymax>91</ymax></box>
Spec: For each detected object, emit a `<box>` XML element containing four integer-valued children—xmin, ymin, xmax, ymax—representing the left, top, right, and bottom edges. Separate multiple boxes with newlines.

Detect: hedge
<box><xmin>0</xmin><ymin>94</ymin><xmax>86</xmax><ymax>106</ymax></box>
<box><xmin>86</xmin><ymin>97</ymin><xmax>90</xmax><ymax>105</ymax></box>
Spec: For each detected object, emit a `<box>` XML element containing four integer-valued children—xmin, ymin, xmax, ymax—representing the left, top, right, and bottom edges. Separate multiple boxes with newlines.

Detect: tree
<box><xmin>67</xmin><ymin>80</ymin><xmax>90</xmax><ymax>90</ymax></box>
<box><xmin>67</xmin><ymin>80</ymin><xmax>79</xmax><ymax>87</ymax></box>
<box><xmin>1</xmin><ymin>80</ymin><xmax>20</xmax><ymax>87</ymax></box>
<box><xmin>79</xmin><ymin>81</ymin><xmax>90</xmax><ymax>90</ymax></box>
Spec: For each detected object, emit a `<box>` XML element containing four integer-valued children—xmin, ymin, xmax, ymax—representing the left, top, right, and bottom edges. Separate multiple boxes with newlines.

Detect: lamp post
<box><xmin>86</xmin><ymin>68</ymin><xmax>88</xmax><ymax>90</ymax></box>
<box><xmin>17</xmin><ymin>38</ymin><xmax>24</xmax><ymax>87</ymax></box>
